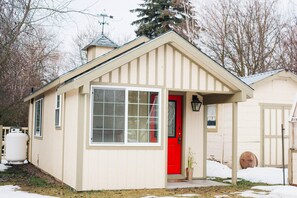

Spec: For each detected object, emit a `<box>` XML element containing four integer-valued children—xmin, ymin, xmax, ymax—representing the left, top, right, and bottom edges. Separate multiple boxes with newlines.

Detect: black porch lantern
<box><xmin>191</xmin><ymin>95</ymin><xmax>202</xmax><ymax>112</ymax></box>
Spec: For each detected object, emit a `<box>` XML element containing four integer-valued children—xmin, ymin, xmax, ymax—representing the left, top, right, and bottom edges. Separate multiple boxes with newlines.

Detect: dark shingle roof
<box><xmin>82</xmin><ymin>34</ymin><xmax>118</xmax><ymax>50</ymax></box>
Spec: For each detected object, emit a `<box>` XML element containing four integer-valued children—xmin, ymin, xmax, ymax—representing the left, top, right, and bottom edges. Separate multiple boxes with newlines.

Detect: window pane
<box><xmin>93</xmin><ymin>130</ymin><xmax>103</xmax><ymax>142</ymax></box>
<box><xmin>115</xmin><ymin>90</ymin><xmax>125</xmax><ymax>102</ymax></box>
<box><xmin>93</xmin><ymin>116</ymin><xmax>103</xmax><ymax>128</ymax></box>
<box><xmin>114</xmin><ymin>130</ymin><xmax>124</xmax><ymax>142</ymax></box>
<box><xmin>104</xmin><ymin>103</ymin><xmax>114</xmax><ymax>115</ymax></box>
<box><xmin>128</xmin><ymin>91</ymin><xmax>138</xmax><ymax>103</ymax></box>
<box><xmin>139</xmin><ymin>130</ymin><xmax>148</xmax><ymax>142</ymax></box>
<box><xmin>115</xmin><ymin>104</ymin><xmax>125</xmax><ymax>116</ymax></box>
<box><xmin>128</xmin><ymin>130</ymin><xmax>137</xmax><ymax>142</ymax></box>
<box><xmin>139</xmin><ymin>117</ymin><xmax>148</xmax><ymax>129</ymax></box>
<box><xmin>168</xmin><ymin>101</ymin><xmax>176</xmax><ymax>137</ymax></box>
<box><xmin>139</xmin><ymin>105</ymin><xmax>148</xmax><ymax>116</ymax></box>
<box><xmin>93</xmin><ymin>103</ymin><xmax>103</xmax><ymax>115</ymax></box>
<box><xmin>139</xmin><ymin>92</ymin><xmax>148</xmax><ymax>103</ymax></box>
<box><xmin>56</xmin><ymin>95</ymin><xmax>60</xmax><ymax>108</ymax></box>
<box><xmin>115</xmin><ymin>117</ymin><xmax>125</xmax><ymax>129</ymax></box>
<box><xmin>104</xmin><ymin>117</ymin><xmax>114</xmax><ymax>129</ymax></box>
<box><xmin>207</xmin><ymin>105</ymin><xmax>217</xmax><ymax>129</ymax></box>
<box><xmin>103</xmin><ymin>130</ymin><xmax>113</xmax><ymax>142</ymax></box>
<box><xmin>55</xmin><ymin>109</ymin><xmax>59</xmax><ymax>126</ymax></box>
<box><xmin>105</xmin><ymin>90</ymin><xmax>114</xmax><ymax>103</ymax></box>
<box><xmin>128</xmin><ymin>117</ymin><xmax>138</xmax><ymax>129</ymax></box>
<box><xmin>128</xmin><ymin>104</ymin><xmax>138</xmax><ymax>116</ymax></box>
<box><xmin>94</xmin><ymin>89</ymin><xmax>104</xmax><ymax>102</ymax></box>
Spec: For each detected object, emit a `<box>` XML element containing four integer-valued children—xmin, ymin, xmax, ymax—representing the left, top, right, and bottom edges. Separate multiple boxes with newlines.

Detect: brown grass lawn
<box><xmin>0</xmin><ymin>163</ymin><xmax>267</xmax><ymax>198</ymax></box>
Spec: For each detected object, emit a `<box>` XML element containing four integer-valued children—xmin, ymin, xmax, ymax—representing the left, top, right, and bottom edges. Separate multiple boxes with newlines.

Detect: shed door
<box><xmin>262</xmin><ymin>105</ymin><xmax>291</xmax><ymax>167</ymax></box>
<box><xmin>167</xmin><ymin>95</ymin><xmax>183</xmax><ymax>174</ymax></box>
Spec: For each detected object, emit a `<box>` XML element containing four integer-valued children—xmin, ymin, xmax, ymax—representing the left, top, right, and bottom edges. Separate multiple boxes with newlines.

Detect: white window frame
<box><xmin>90</xmin><ymin>85</ymin><xmax>161</xmax><ymax>147</ymax></box>
<box><xmin>207</xmin><ymin>104</ymin><xmax>218</xmax><ymax>132</ymax></box>
<box><xmin>34</xmin><ymin>98</ymin><xmax>43</xmax><ymax>137</ymax></box>
<box><xmin>55</xmin><ymin>94</ymin><xmax>62</xmax><ymax>128</ymax></box>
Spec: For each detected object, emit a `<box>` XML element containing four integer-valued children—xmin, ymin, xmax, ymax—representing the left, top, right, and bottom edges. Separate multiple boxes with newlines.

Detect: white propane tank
<box><xmin>5</xmin><ymin>128</ymin><xmax>28</xmax><ymax>163</ymax></box>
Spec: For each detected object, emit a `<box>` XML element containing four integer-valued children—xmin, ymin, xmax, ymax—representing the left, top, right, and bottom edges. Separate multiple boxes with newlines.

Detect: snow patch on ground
<box><xmin>238</xmin><ymin>167</ymin><xmax>288</xmax><ymax>184</ymax></box>
<box><xmin>0</xmin><ymin>163</ymin><xmax>10</xmax><ymax>172</ymax></box>
<box><xmin>208</xmin><ymin>160</ymin><xmax>297</xmax><ymax>198</ymax></box>
<box><xmin>207</xmin><ymin>160</ymin><xmax>288</xmax><ymax>184</ymax></box>
<box><xmin>207</xmin><ymin>160</ymin><xmax>231</xmax><ymax>178</ymax></box>
<box><xmin>0</xmin><ymin>185</ymin><xmax>56</xmax><ymax>198</ymax></box>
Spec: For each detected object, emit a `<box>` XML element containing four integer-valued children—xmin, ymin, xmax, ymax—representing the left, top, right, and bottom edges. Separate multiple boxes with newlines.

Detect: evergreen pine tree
<box><xmin>131</xmin><ymin>0</ymin><xmax>200</xmax><ymax>45</ymax></box>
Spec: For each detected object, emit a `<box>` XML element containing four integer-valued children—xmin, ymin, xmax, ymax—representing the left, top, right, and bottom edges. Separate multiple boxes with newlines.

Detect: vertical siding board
<box><xmin>207</xmin><ymin>74</ymin><xmax>215</xmax><ymax>91</ymax></box>
<box><xmin>157</xmin><ymin>46</ymin><xmax>164</xmax><ymax>86</ymax></box>
<box><xmin>101</xmin><ymin>73</ymin><xmax>110</xmax><ymax>83</ymax></box>
<box><xmin>130</xmin><ymin>59</ymin><xmax>138</xmax><ymax>84</ymax></box>
<box><xmin>120</xmin><ymin>64</ymin><xmax>129</xmax><ymax>84</ymax></box>
<box><xmin>166</xmin><ymin>45</ymin><xmax>173</xmax><ymax>88</ymax></box>
<box><xmin>139</xmin><ymin>55</ymin><xmax>147</xmax><ymax>85</ymax></box>
<box><xmin>199</xmin><ymin>69</ymin><xmax>206</xmax><ymax>90</ymax></box>
<box><xmin>182</xmin><ymin>56</ymin><xmax>190</xmax><ymax>89</ymax></box>
<box><xmin>174</xmin><ymin>50</ymin><xmax>182</xmax><ymax>89</ymax></box>
<box><xmin>148</xmin><ymin>50</ymin><xmax>156</xmax><ymax>85</ymax></box>
<box><xmin>111</xmin><ymin>69</ymin><xmax>119</xmax><ymax>83</ymax></box>
<box><xmin>191</xmin><ymin>62</ymin><xmax>198</xmax><ymax>90</ymax></box>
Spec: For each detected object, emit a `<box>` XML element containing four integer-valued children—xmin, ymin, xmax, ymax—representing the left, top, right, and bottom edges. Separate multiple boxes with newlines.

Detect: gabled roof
<box><xmin>24</xmin><ymin>35</ymin><xmax>149</xmax><ymax>102</ymax></box>
<box><xmin>240</xmin><ymin>69</ymin><xmax>284</xmax><ymax>85</ymax></box>
<box><xmin>25</xmin><ymin>31</ymin><xmax>253</xmax><ymax>102</ymax></box>
<box><xmin>82</xmin><ymin>34</ymin><xmax>118</xmax><ymax>50</ymax></box>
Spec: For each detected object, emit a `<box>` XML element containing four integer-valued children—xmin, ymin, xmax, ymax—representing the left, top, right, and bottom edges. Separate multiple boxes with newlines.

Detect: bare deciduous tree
<box><xmin>200</xmin><ymin>0</ymin><xmax>285</xmax><ymax>77</ymax></box>
<box><xmin>0</xmin><ymin>0</ymin><xmax>86</xmax><ymax>126</ymax></box>
<box><xmin>278</xmin><ymin>23</ymin><xmax>297</xmax><ymax>72</ymax></box>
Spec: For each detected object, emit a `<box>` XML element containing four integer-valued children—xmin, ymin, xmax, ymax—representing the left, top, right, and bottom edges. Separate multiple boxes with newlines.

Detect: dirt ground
<box><xmin>0</xmin><ymin>163</ymin><xmax>266</xmax><ymax>198</ymax></box>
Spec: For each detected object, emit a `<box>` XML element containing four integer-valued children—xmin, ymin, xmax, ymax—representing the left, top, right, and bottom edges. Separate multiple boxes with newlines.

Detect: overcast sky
<box><xmin>57</xmin><ymin>0</ymin><xmax>296</xmax><ymax>53</ymax></box>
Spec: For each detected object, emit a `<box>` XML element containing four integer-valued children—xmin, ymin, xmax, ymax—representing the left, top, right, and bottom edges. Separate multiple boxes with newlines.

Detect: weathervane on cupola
<box><xmin>98</xmin><ymin>11</ymin><xmax>113</xmax><ymax>35</ymax></box>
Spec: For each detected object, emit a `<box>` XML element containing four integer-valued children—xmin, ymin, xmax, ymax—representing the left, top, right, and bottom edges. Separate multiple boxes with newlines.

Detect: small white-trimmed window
<box><xmin>34</xmin><ymin>98</ymin><xmax>43</xmax><ymax>137</ymax></box>
<box><xmin>207</xmin><ymin>104</ymin><xmax>217</xmax><ymax>131</ymax></box>
<box><xmin>91</xmin><ymin>86</ymin><xmax>160</xmax><ymax>145</ymax></box>
<box><xmin>55</xmin><ymin>94</ymin><xmax>62</xmax><ymax>128</ymax></box>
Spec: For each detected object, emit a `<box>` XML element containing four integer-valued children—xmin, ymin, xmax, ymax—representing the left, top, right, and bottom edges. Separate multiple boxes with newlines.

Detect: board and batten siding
<box><xmin>93</xmin><ymin>44</ymin><xmax>232</xmax><ymax>93</ymax></box>
<box><xmin>30</xmin><ymin>89</ymin><xmax>63</xmax><ymax>181</ymax></box>
<box><xmin>63</xmin><ymin>89</ymin><xmax>79</xmax><ymax>189</ymax></box>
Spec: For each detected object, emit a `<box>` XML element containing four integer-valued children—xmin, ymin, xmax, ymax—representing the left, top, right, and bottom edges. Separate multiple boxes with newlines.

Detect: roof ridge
<box><xmin>241</xmin><ymin>69</ymin><xmax>284</xmax><ymax>79</ymax></box>
<box><xmin>240</xmin><ymin>69</ymin><xmax>284</xmax><ymax>85</ymax></box>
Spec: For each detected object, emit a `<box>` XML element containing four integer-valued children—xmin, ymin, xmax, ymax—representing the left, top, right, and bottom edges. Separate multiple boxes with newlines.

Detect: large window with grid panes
<box><xmin>91</xmin><ymin>86</ymin><xmax>160</xmax><ymax>146</ymax></box>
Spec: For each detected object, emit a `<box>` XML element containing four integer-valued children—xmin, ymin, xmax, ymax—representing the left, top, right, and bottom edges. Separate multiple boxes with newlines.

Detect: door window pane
<box><xmin>168</xmin><ymin>101</ymin><xmax>176</xmax><ymax>137</ymax></box>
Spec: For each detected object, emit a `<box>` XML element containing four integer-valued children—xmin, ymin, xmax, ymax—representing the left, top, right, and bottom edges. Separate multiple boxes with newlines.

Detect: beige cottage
<box><xmin>24</xmin><ymin>31</ymin><xmax>253</xmax><ymax>191</ymax></box>
<box><xmin>208</xmin><ymin>70</ymin><xmax>297</xmax><ymax>168</ymax></box>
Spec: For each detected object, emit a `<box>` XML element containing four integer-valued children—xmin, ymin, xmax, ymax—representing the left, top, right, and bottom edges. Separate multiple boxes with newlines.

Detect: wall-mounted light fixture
<box><xmin>191</xmin><ymin>95</ymin><xmax>202</xmax><ymax>112</ymax></box>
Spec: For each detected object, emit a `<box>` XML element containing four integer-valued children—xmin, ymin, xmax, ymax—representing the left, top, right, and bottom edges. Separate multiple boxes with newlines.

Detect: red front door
<box><xmin>167</xmin><ymin>95</ymin><xmax>183</xmax><ymax>174</ymax></box>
